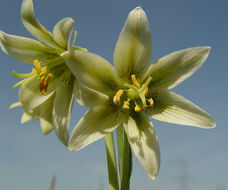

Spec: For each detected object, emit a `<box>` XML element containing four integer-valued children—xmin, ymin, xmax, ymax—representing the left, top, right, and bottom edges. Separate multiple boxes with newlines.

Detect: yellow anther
<box><xmin>143</xmin><ymin>87</ymin><xmax>148</xmax><ymax>96</ymax></box>
<box><xmin>32</xmin><ymin>68</ymin><xmax>36</xmax><ymax>73</ymax></box>
<box><xmin>147</xmin><ymin>98</ymin><xmax>154</xmax><ymax>107</ymax></box>
<box><xmin>131</xmin><ymin>75</ymin><xmax>141</xmax><ymax>88</ymax></box>
<box><xmin>33</xmin><ymin>59</ymin><xmax>41</xmax><ymax>71</ymax></box>
<box><xmin>39</xmin><ymin>66</ymin><xmax>47</xmax><ymax>79</ymax></box>
<box><xmin>134</xmin><ymin>104</ymin><xmax>143</xmax><ymax>112</ymax></box>
<box><xmin>39</xmin><ymin>74</ymin><xmax>52</xmax><ymax>95</ymax></box>
<box><xmin>113</xmin><ymin>89</ymin><xmax>124</xmax><ymax>105</ymax></box>
<box><xmin>123</xmin><ymin>101</ymin><xmax>130</xmax><ymax>109</ymax></box>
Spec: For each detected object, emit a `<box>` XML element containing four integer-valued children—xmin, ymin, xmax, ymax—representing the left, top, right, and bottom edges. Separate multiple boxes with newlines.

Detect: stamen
<box><xmin>131</xmin><ymin>75</ymin><xmax>141</xmax><ymax>88</ymax></box>
<box><xmin>39</xmin><ymin>66</ymin><xmax>47</xmax><ymax>79</ymax></box>
<box><xmin>33</xmin><ymin>59</ymin><xmax>41</xmax><ymax>71</ymax></box>
<box><xmin>123</xmin><ymin>101</ymin><xmax>130</xmax><ymax>109</ymax></box>
<box><xmin>134</xmin><ymin>104</ymin><xmax>143</xmax><ymax>112</ymax></box>
<box><xmin>143</xmin><ymin>87</ymin><xmax>148</xmax><ymax>96</ymax></box>
<box><xmin>39</xmin><ymin>74</ymin><xmax>52</xmax><ymax>95</ymax></box>
<box><xmin>113</xmin><ymin>89</ymin><xmax>123</xmax><ymax>105</ymax></box>
<box><xmin>147</xmin><ymin>98</ymin><xmax>154</xmax><ymax>107</ymax></box>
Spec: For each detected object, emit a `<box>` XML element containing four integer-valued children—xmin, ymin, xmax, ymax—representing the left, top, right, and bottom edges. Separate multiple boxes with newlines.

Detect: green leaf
<box><xmin>116</xmin><ymin>124</ymin><xmax>132</xmax><ymax>190</ymax></box>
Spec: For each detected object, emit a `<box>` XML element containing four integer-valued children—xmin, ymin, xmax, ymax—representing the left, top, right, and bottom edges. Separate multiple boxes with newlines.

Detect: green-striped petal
<box><xmin>21</xmin><ymin>0</ymin><xmax>60</xmax><ymax>50</ymax></box>
<box><xmin>143</xmin><ymin>47</ymin><xmax>210</xmax><ymax>91</ymax></box>
<box><xmin>124</xmin><ymin>112</ymin><xmax>160</xmax><ymax>180</ymax></box>
<box><xmin>68</xmin><ymin>103</ymin><xmax>123</xmax><ymax>151</ymax></box>
<box><xmin>61</xmin><ymin>50</ymin><xmax>120</xmax><ymax>95</ymax></box>
<box><xmin>18</xmin><ymin>79</ymin><xmax>57</xmax><ymax>111</ymax></box>
<box><xmin>21</xmin><ymin>108</ymin><xmax>40</xmax><ymax>124</ymax></box>
<box><xmin>40</xmin><ymin>94</ymin><xmax>54</xmax><ymax>135</ymax></box>
<box><xmin>53</xmin><ymin>76</ymin><xmax>74</xmax><ymax>146</ymax></box>
<box><xmin>148</xmin><ymin>91</ymin><xmax>216</xmax><ymax>128</ymax></box>
<box><xmin>114</xmin><ymin>7</ymin><xmax>152</xmax><ymax>81</ymax></box>
<box><xmin>74</xmin><ymin>79</ymin><xmax>109</xmax><ymax>107</ymax></box>
<box><xmin>53</xmin><ymin>18</ymin><xmax>74</xmax><ymax>49</ymax></box>
<box><xmin>0</xmin><ymin>31</ymin><xmax>58</xmax><ymax>64</ymax></box>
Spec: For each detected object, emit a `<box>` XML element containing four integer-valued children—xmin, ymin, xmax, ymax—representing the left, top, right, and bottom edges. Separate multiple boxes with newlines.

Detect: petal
<box><xmin>18</xmin><ymin>78</ymin><xmax>57</xmax><ymax>111</ymax></box>
<box><xmin>113</xmin><ymin>7</ymin><xmax>152</xmax><ymax>81</ymax></box>
<box><xmin>21</xmin><ymin>108</ymin><xmax>40</xmax><ymax>124</ymax></box>
<box><xmin>74</xmin><ymin>79</ymin><xmax>109</xmax><ymax>107</ymax></box>
<box><xmin>53</xmin><ymin>75</ymin><xmax>74</xmax><ymax>146</ymax></box>
<box><xmin>144</xmin><ymin>47</ymin><xmax>210</xmax><ymax>90</ymax></box>
<box><xmin>0</xmin><ymin>31</ymin><xmax>58</xmax><ymax>64</ymax></box>
<box><xmin>53</xmin><ymin>18</ymin><xmax>74</xmax><ymax>49</ymax></box>
<box><xmin>21</xmin><ymin>0</ymin><xmax>60</xmax><ymax>50</ymax></box>
<box><xmin>68</xmin><ymin>103</ymin><xmax>123</xmax><ymax>151</ymax></box>
<box><xmin>61</xmin><ymin>50</ymin><xmax>120</xmax><ymax>95</ymax></box>
<box><xmin>124</xmin><ymin>112</ymin><xmax>160</xmax><ymax>180</ymax></box>
<box><xmin>40</xmin><ymin>95</ymin><xmax>54</xmax><ymax>135</ymax></box>
<box><xmin>148</xmin><ymin>91</ymin><xmax>216</xmax><ymax>128</ymax></box>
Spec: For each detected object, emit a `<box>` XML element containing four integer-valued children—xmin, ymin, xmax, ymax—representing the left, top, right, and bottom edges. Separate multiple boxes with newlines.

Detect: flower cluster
<box><xmin>0</xmin><ymin>0</ymin><xmax>215</xmax><ymax>181</ymax></box>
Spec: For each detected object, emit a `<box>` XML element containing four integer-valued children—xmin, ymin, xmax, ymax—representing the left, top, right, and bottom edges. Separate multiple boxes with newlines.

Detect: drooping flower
<box><xmin>61</xmin><ymin>7</ymin><xmax>216</xmax><ymax>179</ymax></box>
<box><xmin>0</xmin><ymin>0</ymin><xmax>87</xmax><ymax>146</ymax></box>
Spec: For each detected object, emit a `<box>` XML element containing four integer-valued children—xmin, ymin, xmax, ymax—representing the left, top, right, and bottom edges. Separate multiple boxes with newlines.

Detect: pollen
<box><xmin>39</xmin><ymin>66</ymin><xmax>47</xmax><ymax>79</ymax></box>
<box><xmin>131</xmin><ymin>75</ymin><xmax>141</xmax><ymax>88</ymax></box>
<box><xmin>113</xmin><ymin>89</ymin><xmax>123</xmax><ymax>105</ymax></box>
<box><xmin>39</xmin><ymin>74</ymin><xmax>52</xmax><ymax>95</ymax></box>
<box><xmin>147</xmin><ymin>98</ymin><xmax>154</xmax><ymax>107</ymax></box>
<box><xmin>134</xmin><ymin>104</ymin><xmax>143</xmax><ymax>112</ymax></box>
<box><xmin>123</xmin><ymin>101</ymin><xmax>130</xmax><ymax>109</ymax></box>
<box><xmin>33</xmin><ymin>59</ymin><xmax>41</xmax><ymax>71</ymax></box>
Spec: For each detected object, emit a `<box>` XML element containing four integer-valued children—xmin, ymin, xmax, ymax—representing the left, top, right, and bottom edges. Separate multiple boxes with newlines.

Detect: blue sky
<box><xmin>0</xmin><ymin>0</ymin><xmax>228</xmax><ymax>189</ymax></box>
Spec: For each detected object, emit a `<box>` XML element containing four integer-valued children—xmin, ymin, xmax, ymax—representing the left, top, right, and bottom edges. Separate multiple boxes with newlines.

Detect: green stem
<box><xmin>105</xmin><ymin>133</ymin><xmax>119</xmax><ymax>190</ymax></box>
<box><xmin>117</xmin><ymin>124</ymin><xmax>132</xmax><ymax>190</ymax></box>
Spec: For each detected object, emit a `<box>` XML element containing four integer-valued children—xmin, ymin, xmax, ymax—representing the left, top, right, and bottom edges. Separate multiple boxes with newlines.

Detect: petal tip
<box><xmin>67</xmin><ymin>146</ymin><xmax>74</xmax><ymax>152</ymax></box>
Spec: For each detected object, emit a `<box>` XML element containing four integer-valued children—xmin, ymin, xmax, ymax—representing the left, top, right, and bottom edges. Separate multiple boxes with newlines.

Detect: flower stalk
<box><xmin>105</xmin><ymin>133</ymin><xmax>119</xmax><ymax>190</ymax></box>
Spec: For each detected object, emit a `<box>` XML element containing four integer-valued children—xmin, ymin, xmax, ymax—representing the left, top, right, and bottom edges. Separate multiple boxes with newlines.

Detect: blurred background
<box><xmin>0</xmin><ymin>0</ymin><xmax>227</xmax><ymax>189</ymax></box>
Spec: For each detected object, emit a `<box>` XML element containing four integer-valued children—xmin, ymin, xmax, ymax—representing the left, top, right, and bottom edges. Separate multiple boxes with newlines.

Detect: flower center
<box><xmin>12</xmin><ymin>59</ymin><xmax>53</xmax><ymax>95</ymax></box>
<box><xmin>113</xmin><ymin>74</ymin><xmax>154</xmax><ymax>112</ymax></box>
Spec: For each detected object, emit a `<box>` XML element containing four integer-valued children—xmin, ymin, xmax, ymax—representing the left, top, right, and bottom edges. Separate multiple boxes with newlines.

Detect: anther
<box><xmin>134</xmin><ymin>104</ymin><xmax>143</xmax><ymax>112</ymax></box>
<box><xmin>143</xmin><ymin>87</ymin><xmax>148</xmax><ymax>96</ymax></box>
<box><xmin>131</xmin><ymin>75</ymin><xmax>141</xmax><ymax>88</ymax></box>
<box><xmin>123</xmin><ymin>101</ymin><xmax>130</xmax><ymax>109</ymax></box>
<box><xmin>39</xmin><ymin>74</ymin><xmax>52</xmax><ymax>95</ymax></box>
<box><xmin>33</xmin><ymin>59</ymin><xmax>41</xmax><ymax>71</ymax></box>
<box><xmin>39</xmin><ymin>66</ymin><xmax>47</xmax><ymax>79</ymax></box>
<box><xmin>113</xmin><ymin>89</ymin><xmax>123</xmax><ymax>105</ymax></box>
<box><xmin>147</xmin><ymin>98</ymin><xmax>154</xmax><ymax>107</ymax></box>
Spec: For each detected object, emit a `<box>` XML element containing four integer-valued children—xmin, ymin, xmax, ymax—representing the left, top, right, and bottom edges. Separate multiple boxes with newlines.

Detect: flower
<box><xmin>0</xmin><ymin>0</ymin><xmax>87</xmax><ymax>146</ymax></box>
<box><xmin>61</xmin><ymin>7</ymin><xmax>216</xmax><ymax>179</ymax></box>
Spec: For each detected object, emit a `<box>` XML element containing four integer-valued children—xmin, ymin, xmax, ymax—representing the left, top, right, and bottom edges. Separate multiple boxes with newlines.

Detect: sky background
<box><xmin>0</xmin><ymin>0</ymin><xmax>228</xmax><ymax>190</ymax></box>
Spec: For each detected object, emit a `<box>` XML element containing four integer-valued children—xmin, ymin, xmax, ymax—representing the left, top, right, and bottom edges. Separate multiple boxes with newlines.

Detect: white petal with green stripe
<box><xmin>149</xmin><ymin>91</ymin><xmax>216</xmax><ymax>128</ymax></box>
<box><xmin>53</xmin><ymin>18</ymin><xmax>74</xmax><ymax>49</ymax></box>
<box><xmin>68</xmin><ymin>103</ymin><xmax>123</xmax><ymax>151</ymax></box>
<box><xmin>144</xmin><ymin>46</ymin><xmax>210</xmax><ymax>90</ymax></box>
<box><xmin>124</xmin><ymin>112</ymin><xmax>160</xmax><ymax>180</ymax></box>
<box><xmin>0</xmin><ymin>31</ymin><xmax>58</xmax><ymax>64</ymax></box>
<box><xmin>114</xmin><ymin>7</ymin><xmax>152</xmax><ymax>81</ymax></box>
